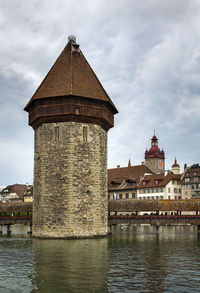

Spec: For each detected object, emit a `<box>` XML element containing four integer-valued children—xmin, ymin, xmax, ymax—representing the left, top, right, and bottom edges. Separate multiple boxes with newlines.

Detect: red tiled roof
<box><xmin>24</xmin><ymin>39</ymin><xmax>118</xmax><ymax>114</ymax></box>
<box><xmin>1</xmin><ymin>184</ymin><xmax>28</xmax><ymax>200</ymax></box>
<box><xmin>137</xmin><ymin>173</ymin><xmax>181</xmax><ymax>189</ymax></box>
<box><xmin>108</xmin><ymin>164</ymin><xmax>153</xmax><ymax>191</ymax></box>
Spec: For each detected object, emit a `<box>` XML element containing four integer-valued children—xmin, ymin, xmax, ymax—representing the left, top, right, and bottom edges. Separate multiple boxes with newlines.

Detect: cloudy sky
<box><xmin>0</xmin><ymin>0</ymin><xmax>200</xmax><ymax>186</ymax></box>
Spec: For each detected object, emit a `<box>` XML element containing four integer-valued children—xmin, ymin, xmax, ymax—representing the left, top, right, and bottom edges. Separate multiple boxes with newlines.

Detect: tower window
<box><xmin>75</xmin><ymin>107</ymin><xmax>80</xmax><ymax>114</ymax></box>
<box><xmin>55</xmin><ymin>126</ymin><xmax>59</xmax><ymax>141</ymax></box>
<box><xmin>83</xmin><ymin>127</ymin><xmax>87</xmax><ymax>142</ymax></box>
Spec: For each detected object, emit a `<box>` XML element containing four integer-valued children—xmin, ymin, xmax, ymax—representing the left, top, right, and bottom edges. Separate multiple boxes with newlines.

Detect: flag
<box><xmin>114</xmin><ymin>193</ymin><xmax>118</xmax><ymax>200</ymax></box>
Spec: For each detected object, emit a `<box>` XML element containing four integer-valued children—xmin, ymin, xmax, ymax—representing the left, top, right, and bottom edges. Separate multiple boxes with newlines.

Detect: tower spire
<box><xmin>128</xmin><ymin>158</ymin><xmax>131</xmax><ymax>167</ymax></box>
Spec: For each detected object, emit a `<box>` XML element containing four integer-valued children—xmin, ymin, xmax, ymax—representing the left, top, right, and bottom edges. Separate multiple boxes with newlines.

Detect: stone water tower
<box><xmin>24</xmin><ymin>36</ymin><xmax>118</xmax><ymax>238</ymax></box>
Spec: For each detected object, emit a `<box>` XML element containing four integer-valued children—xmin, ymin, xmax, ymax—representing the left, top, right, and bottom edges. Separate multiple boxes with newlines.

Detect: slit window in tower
<box><xmin>55</xmin><ymin>126</ymin><xmax>59</xmax><ymax>141</ymax></box>
<box><xmin>83</xmin><ymin>126</ymin><xmax>87</xmax><ymax>142</ymax></box>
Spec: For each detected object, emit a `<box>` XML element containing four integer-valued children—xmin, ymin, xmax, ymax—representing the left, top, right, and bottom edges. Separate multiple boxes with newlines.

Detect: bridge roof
<box><xmin>0</xmin><ymin>202</ymin><xmax>32</xmax><ymax>213</ymax></box>
<box><xmin>108</xmin><ymin>199</ymin><xmax>200</xmax><ymax>212</ymax></box>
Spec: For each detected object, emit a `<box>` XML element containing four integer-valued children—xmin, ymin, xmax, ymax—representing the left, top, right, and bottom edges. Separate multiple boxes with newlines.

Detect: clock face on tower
<box><xmin>158</xmin><ymin>159</ymin><xmax>163</xmax><ymax>169</ymax></box>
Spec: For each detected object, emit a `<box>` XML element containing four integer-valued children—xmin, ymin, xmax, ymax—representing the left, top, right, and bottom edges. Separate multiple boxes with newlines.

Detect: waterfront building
<box><xmin>108</xmin><ymin>162</ymin><xmax>153</xmax><ymax>200</ymax></box>
<box><xmin>181</xmin><ymin>164</ymin><xmax>200</xmax><ymax>199</ymax></box>
<box><xmin>137</xmin><ymin>172</ymin><xmax>182</xmax><ymax>200</ymax></box>
<box><xmin>24</xmin><ymin>36</ymin><xmax>118</xmax><ymax>238</ymax></box>
<box><xmin>108</xmin><ymin>133</ymin><xmax>166</xmax><ymax>200</ymax></box>
<box><xmin>145</xmin><ymin>133</ymin><xmax>165</xmax><ymax>174</ymax></box>
<box><xmin>0</xmin><ymin>184</ymin><xmax>27</xmax><ymax>203</ymax></box>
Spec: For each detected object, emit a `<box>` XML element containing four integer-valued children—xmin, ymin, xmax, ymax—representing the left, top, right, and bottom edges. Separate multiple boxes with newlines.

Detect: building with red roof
<box><xmin>144</xmin><ymin>133</ymin><xmax>165</xmax><ymax>174</ymax></box>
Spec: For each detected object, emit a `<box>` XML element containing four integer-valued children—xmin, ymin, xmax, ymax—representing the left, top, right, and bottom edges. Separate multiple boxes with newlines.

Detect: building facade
<box><xmin>181</xmin><ymin>164</ymin><xmax>200</xmax><ymax>199</ymax></box>
<box><xmin>108</xmin><ymin>162</ymin><xmax>153</xmax><ymax>200</ymax></box>
<box><xmin>137</xmin><ymin>173</ymin><xmax>182</xmax><ymax>200</ymax></box>
<box><xmin>24</xmin><ymin>36</ymin><xmax>117</xmax><ymax>238</ymax></box>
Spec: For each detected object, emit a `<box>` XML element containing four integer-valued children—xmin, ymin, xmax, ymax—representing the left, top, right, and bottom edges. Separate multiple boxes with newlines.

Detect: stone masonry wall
<box><xmin>33</xmin><ymin>122</ymin><xmax>108</xmax><ymax>238</ymax></box>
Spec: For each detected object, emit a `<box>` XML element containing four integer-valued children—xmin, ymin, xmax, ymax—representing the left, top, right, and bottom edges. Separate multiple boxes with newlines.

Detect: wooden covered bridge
<box><xmin>1</xmin><ymin>199</ymin><xmax>200</xmax><ymax>235</ymax></box>
<box><xmin>108</xmin><ymin>199</ymin><xmax>200</xmax><ymax>230</ymax></box>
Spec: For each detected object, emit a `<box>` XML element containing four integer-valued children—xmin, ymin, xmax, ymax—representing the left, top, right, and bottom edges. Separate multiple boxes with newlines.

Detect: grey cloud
<box><xmin>0</xmin><ymin>0</ymin><xmax>200</xmax><ymax>184</ymax></box>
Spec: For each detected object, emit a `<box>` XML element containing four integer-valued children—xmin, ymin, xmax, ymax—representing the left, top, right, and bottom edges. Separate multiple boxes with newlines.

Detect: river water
<box><xmin>0</xmin><ymin>225</ymin><xmax>200</xmax><ymax>293</ymax></box>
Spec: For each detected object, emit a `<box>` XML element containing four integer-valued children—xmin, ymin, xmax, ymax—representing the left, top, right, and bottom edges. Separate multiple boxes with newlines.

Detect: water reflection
<box><xmin>107</xmin><ymin>225</ymin><xmax>200</xmax><ymax>293</ymax></box>
<box><xmin>1</xmin><ymin>226</ymin><xmax>200</xmax><ymax>293</ymax></box>
<box><xmin>32</xmin><ymin>238</ymin><xmax>108</xmax><ymax>293</ymax></box>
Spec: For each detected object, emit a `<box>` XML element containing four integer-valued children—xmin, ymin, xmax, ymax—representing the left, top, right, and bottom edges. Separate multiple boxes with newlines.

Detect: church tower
<box><xmin>24</xmin><ymin>36</ymin><xmax>118</xmax><ymax>238</ymax></box>
<box><xmin>144</xmin><ymin>133</ymin><xmax>165</xmax><ymax>174</ymax></box>
<box><xmin>171</xmin><ymin>158</ymin><xmax>180</xmax><ymax>174</ymax></box>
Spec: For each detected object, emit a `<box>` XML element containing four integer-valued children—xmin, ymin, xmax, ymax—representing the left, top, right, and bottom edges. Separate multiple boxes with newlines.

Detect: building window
<box><xmin>179</xmin><ymin>189</ymin><xmax>181</xmax><ymax>193</ymax></box>
<box><xmin>156</xmin><ymin>196</ymin><xmax>159</xmax><ymax>200</ymax></box>
<box><xmin>147</xmin><ymin>189</ymin><xmax>150</xmax><ymax>193</ymax></box>
<box><xmin>185</xmin><ymin>178</ymin><xmax>190</xmax><ymax>182</ymax></box>
<box><xmin>185</xmin><ymin>191</ymin><xmax>188</xmax><ymax>196</ymax></box>
<box><xmin>174</xmin><ymin>188</ymin><xmax>178</xmax><ymax>193</ymax></box>
<box><xmin>168</xmin><ymin>188</ymin><xmax>170</xmax><ymax>193</ymax></box>
<box><xmin>155</xmin><ymin>180</ymin><xmax>159</xmax><ymax>185</ymax></box>
<box><xmin>119</xmin><ymin>194</ymin><xmax>122</xmax><ymax>199</ymax></box>
<box><xmin>193</xmin><ymin>177</ymin><xmax>198</xmax><ymax>181</ymax></box>
<box><xmin>108</xmin><ymin>194</ymin><xmax>110</xmax><ymax>200</ymax></box>
<box><xmin>127</xmin><ymin>181</ymin><xmax>132</xmax><ymax>186</ymax></box>
<box><xmin>132</xmin><ymin>193</ymin><xmax>135</xmax><ymax>198</ymax></box>
<box><xmin>152</xmin><ymin>196</ymin><xmax>154</xmax><ymax>200</ymax></box>
<box><xmin>83</xmin><ymin>127</ymin><xmax>88</xmax><ymax>142</ymax></box>
<box><xmin>194</xmin><ymin>172</ymin><xmax>198</xmax><ymax>176</ymax></box>
<box><xmin>178</xmin><ymin>196</ymin><xmax>181</xmax><ymax>199</ymax></box>
<box><xmin>143</xmin><ymin>197</ymin><xmax>145</xmax><ymax>200</ymax></box>
<box><xmin>168</xmin><ymin>196</ymin><xmax>170</xmax><ymax>199</ymax></box>
<box><xmin>151</xmin><ymin>188</ymin><xmax>154</xmax><ymax>193</ymax></box>
<box><xmin>126</xmin><ymin>193</ymin><xmax>129</xmax><ymax>199</ymax></box>
<box><xmin>143</xmin><ymin>189</ymin><xmax>146</xmax><ymax>193</ymax></box>
<box><xmin>156</xmin><ymin>188</ymin><xmax>159</xmax><ymax>193</ymax></box>
<box><xmin>160</xmin><ymin>187</ymin><xmax>163</xmax><ymax>192</ymax></box>
<box><xmin>186</xmin><ymin>172</ymin><xmax>190</xmax><ymax>176</ymax></box>
<box><xmin>142</xmin><ymin>181</ymin><xmax>146</xmax><ymax>186</ymax></box>
<box><xmin>160</xmin><ymin>196</ymin><xmax>163</xmax><ymax>200</ymax></box>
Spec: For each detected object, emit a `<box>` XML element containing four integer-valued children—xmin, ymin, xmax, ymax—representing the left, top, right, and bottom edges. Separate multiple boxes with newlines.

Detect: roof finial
<box><xmin>68</xmin><ymin>35</ymin><xmax>76</xmax><ymax>43</ymax></box>
<box><xmin>154</xmin><ymin>129</ymin><xmax>155</xmax><ymax>136</ymax></box>
<box><xmin>128</xmin><ymin>158</ymin><xmax>131</xmax><ymax>167</ymax></box>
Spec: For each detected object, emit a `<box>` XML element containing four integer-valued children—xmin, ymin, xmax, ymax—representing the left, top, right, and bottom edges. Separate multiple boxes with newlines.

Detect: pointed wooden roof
<box><xmin>24</xmin><ymin>38</ymin><xmax>118</xmax><ymax>113</ymax></box>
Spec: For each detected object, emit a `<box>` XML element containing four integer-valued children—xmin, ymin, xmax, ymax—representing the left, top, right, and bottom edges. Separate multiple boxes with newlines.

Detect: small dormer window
<box><xmin>142</xmin><ymin>181</ymin><xmax>146</xmax><ymax>186</ymax></box>
<box><xmin>155</xmin><ymin>180</ymin><xmax>158</xmax><ymax>185</ymax></box>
